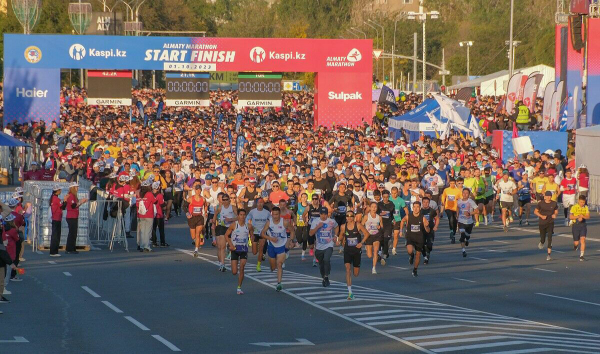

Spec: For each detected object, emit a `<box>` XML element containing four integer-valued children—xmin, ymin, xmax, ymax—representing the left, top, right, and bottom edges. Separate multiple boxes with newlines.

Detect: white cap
<box><xmin>7</xmin><ymin>198</ymin><xmax>19</xmax><ymax>207</ymax></box>
<box><xmin>118</xmin><ymin>175</ymin><xmax>130</xmax><ymax>182</ymax></box>
<box><xmin>15</xmin><ymin>187</ymin><xmax>23</xmax><ymax>193</ymax></box>
<box><xmin>152</xmin><ymin>181</ymin><xmax>161</xmax><ymax>190</ymax></box>
<box><xmin>141</xmin><ymin>179</ymin><xmax>152</xmax><ymax>187</ymax></box>
<box><xmin>65</xmin><ymin>143</ymin><xmax>73</xmax><ymax>150</ymax></box>
<box><xmin>69</xmin><ymin>182</ymin><xmax>79</xmax><ymax>188</ymax></box>
<box><xmin>4</xmin><ymin>214</ymin><xmax>16</xmax><ymax>222</ymax></box>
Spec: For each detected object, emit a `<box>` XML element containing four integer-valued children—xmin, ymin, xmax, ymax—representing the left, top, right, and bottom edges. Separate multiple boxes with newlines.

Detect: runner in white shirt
<box><xmin>457</xmin><ymin>189</ymin><xmax>478</xmax><ymax>258</ymax></box>
<box><xmin>225</xmin><ymin>209</ymin><xmax>252</xmax><ymax>295</ymax></box>
<box><xmin>496</xmin><ymin>170</ymin><xmax>517</xmax><ymax>232</ymax></box>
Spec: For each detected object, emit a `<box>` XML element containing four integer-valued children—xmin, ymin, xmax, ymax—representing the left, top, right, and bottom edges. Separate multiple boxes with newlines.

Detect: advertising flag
<box><xmin>228</xmin><ymin>129</ymin><xmax>233</xmax><ymax>148</ymax></box>
<box><xmin>550</xmin><ymin>81</ymin><xmax>565</xmax><ymax>130</ymax></box>
<box><xmin>236</xmin><ymin>114</ymin><xmax>242</xmax><ymax>133</ymax></box>
<box><xmin>541</xmin><ymin>81</ymin><xmax>555</xmax><ymax>130</ymax></box>
<box><xmin>156</xmin><ymin>101</ymin><xmax>164</xmax><ymax>120</ymax></box>
<box><xmin>235</xmin><ymin>134</ymin><xmax>246</xmax><ymax>164</ymax></box>
<box><xmin>378</xmin><ymin>86</ymin><xmax>398</xmax><ymax>112</ymax></box>
<box><xmin>505</xmin><ymin>74</ymin><xmax>524</xmax><ymax>114</ymax></box>
<box><xmin>217</xmin><ymin>113</ymin><xmax>224</xmax><ymax>129</ymax></box>
<box><xmin>522</xmin><ymin>74</ymin><xmax>543</xmax><ymax>111</ymax></box>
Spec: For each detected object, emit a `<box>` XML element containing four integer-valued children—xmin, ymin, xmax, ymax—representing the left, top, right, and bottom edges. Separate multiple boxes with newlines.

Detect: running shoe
<box><xmin>50</xmin><ymin>253</ymin><xmax>61</xmax><ymax>257</ymax></box>
<box><xmin>322</xmin><ymin>278</ymin><xmax>327</xmax><ymax>287</ymax></box>
<box><xmin>226</xmin><ymin>252</ymin><xmax>231</xmax><ymax>260</ymax></box>
<box><xmin>525</xmin><ymin>220</ymin><xmax>530</xmax><ymax>226</ymax></box>
<box><xmin>565</xmin><ymin>219</ymin><xmax>569</xmax><ymax>227</ymax></box>
<box><xmin>380</xmin><ymin>258</ymin><xmax>386</xmax><ymax>266</ymax></box>
<box><xmin>312</xmin><ymin>259</ymin><xmax>317</xmax><ymax>267</ymax></box>
<box><xmin>10</xmin><ymin>277</ymin><xmax>22</xmax><ymax>282</ymax></box>
<box><xmin>19</xmin><ymin>257</ymin><xmax>25</xmax><ymax>262</ymax></box>
<box><xmin>462</xmin><ymin>250</ymin><xmax>467</xmax><ymax>258</ymax></box>
<box><xmin>152</xmin><ymin>243</ymin><xmax>159</xmax><ymax>248</ymax></box>
<box><xmin>237</xmin><ymin>287</ymin><xmax>244</xmax><ymax>295</ymax></box>
<box><xmin>372</xmin><ymin>267</ymin><xmax>377</xmax><ymax>274</ymax></box>
<box><xmin>450</xmin><ymin>236</ymin><xmax>456</xmax><ymax>244</ymax></box>
<box><xmin>3</xmin><ymin>289</ymin><xmax>11</xmax><ymax>295</ymax></box>
<box><xmin>309</xmin><ymin>249</ymin><xmax>314</xmax><ymax>257</ymax></box>
<box><xmin>392</xmin><ymin>248</ymin><xmax>397</xmax><ymax>256</ymax></box>
<box><xmin>423</xmin><ymin>256</ymin><xmax>429</xmax><ymax>265</ymax></box>
<box><xmin>465</xmin><ymin>239</ymin><xmax>469</xmax><ymax>247</ymax></box>
<box><xmin>325</xmin><ymin>277</ymin><xmax>330</xmax><ymax>287</ymax></box>
<box><xmin>256</xmin><ymin>263</ymin><xmax>262</xmax><ymax>272</ymax></box>
<box><xmin>538</xmin><ymin>242</ymin><xmax>543</xmax><ymax>250</ymax></box>
<box><xmin>580</xmin><ymin>256</ymin><xmax>585</xmax><ymax>262</ymax></box>
<box><xmin>546</xmin><ymin>255</ymin><xmax>552</xmax><ymax>261</ymax></box>
<box><xmin>0</xmin><ymin>296</ymin><xmax>10</xmax><ymax>304</ymax></box>
<box><xmin>193</xmin><ymin>251</ymin><xmax>198</xmax><ymax>258</ymax></box>
<box><xmin>409</xmin><ymin>253</ymin><xmax>414</xmax><ymax>265</ymax></box>
<box><xmin>475</xmin><ymin>221</ymin><xmax>479</xmax><ymax>228</ymax></box>
<box><xmin>412</xmin><ymin>269</ymin><xmax>418</xmax><ymax>277</ymax></box>
<box><xmin>276</xmin><ymin>283</ymin><xmax>282</xmax><ymax>292</ymax></box>
<box><xmin>301</xmin><ymin>254</ymin><xmax>306</xmax><ymax>261</ymax></box>
<box><xmin>509</xmin><ymin>216</ymin><xmax>514</xmax><ymax>223</ymax></box>
<box><xmin>338</xmin><ymin>246</ymin><xmax>343</xmax><ymax>254</ymax></box>
<box><xmin>347</xmin><ymin>293</ymin><xmax>354</xmax><ymax>300</ymax></box>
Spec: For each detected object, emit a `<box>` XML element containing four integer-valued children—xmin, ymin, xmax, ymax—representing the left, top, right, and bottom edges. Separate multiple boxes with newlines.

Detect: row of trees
<box><xmin>0</xmin><ymin>0</ymin><xmax>555</xmax><ymax>82</ymax></box>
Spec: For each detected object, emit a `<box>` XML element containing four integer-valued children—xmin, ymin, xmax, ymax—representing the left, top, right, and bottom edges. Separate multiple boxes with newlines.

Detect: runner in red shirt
<box><xmin>560</xmin><ymin>169</ymin><xmax>578</xmax><ymax>226</ymax></box>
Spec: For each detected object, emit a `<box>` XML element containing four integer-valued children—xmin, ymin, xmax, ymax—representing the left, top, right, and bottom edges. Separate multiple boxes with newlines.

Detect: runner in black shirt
<box><xmin>420</xmin><ymin>197</ymin><xmax>439</xmax><ymax>264</ymax></box>
<box><xmin>400</xmin><ymin>201</ymin><xmax>430</xmax><ymax>277</ymax></box>
<box><xmin>337</xmin><ymin>210</ymin><xmax>369</xmax><ymax>300</ymax></box>
<box><xmin>377</xmin><ymin>190</ymin><xmax>396</xmax><ymax>264</ymax></box>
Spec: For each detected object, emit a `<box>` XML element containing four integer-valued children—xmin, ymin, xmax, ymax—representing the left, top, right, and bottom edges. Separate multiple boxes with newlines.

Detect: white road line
<box><xmin>534</xmin><ymin>268</ymin><xmax>557</xmax><ymax>273</ymax></box>
<box><xmin>63</xmin><ymin>272</ymin><xmax>72</xmax><ymax>276</ymax></box>
<box><xmin>389</xmin><ymin>265</ymin><xmax>408</xmax><ymax>270</ymax></box>
<box><xmin>551</xmin><ymin>249</ymin><xmax>565</xmax><ymax>253</ymax></box>
<box><xmin>418</xmin><ymin>335</ymin><xmax>508</xmax><ymax>346</ymax></box>
<box><xmin>386</xmin><ymin>325</ymin><xmax>463</xmax><ymax>334</ymax></box>
<box><xmin>405</xmin><ymin>330</ymin><xmax>487</xmax><ymax>341</ymax></box>
<box><xmin>536</xmin><ymin>293</ymin><xmax>600</xmax><ymax>307</ymax></box>
<box><xmin>36</xmin><ymin>251</ymin><xmax>43</xmax><ymax>254</ymax></box>
<box><xmin>486</xmin><ymin>224</ymin><xmax>600</xmax><ymax>242</ymax></box>
<box><xmin>471</xmin><ymin>257</ymin><xmax>489</xmax><ymax>261</ymax></box>
<box><xmin>152</xmin><ymin>335</ymin><xmax>181</xmax><ymax>351</ymax></box>
<box><xmin>48</xmin><ymin>261</ymin><xmax>57</xmax><ymax>264</ymax></box>
<box><xmin>432</xmin><ymin>340</ymin><xmax>527</xmax><ymax>353</ymax></box>
<box><xmin>368</xmin><ymin>317</ymin><xmax>434</xmax><ymax>326</ymax></box>
<box><xmin>494</xmin><ymin>240</ymin><xmax>510</xmax><ymax>244</ymax></box>
<box><xmin>124</xmin><ymin>316</ymin><xmax>150</xmax><ymax>331</ymax></box>
<box><xmin>81</xmin><ymin>286</ymin><xmax>100</xmax><ymax>298</ymax></box>
<box><xmin>102</xmin><ymin>301</ymin><xmax>123</xmax><ymax>313</ymax></box>
<box><xmin>355</xmin><ymin>313</ymin><xmax>423</xmax><ymax>322</ymax></box>
<box><xmin>452</xmin><ymin>277</ymin><xmax>476</xmax><ymax>283</ymax></box>
<box><xmin>329</xmin><ymin>304</ymin><xmax>388</xmax><ymax>311</ymax></box>
<box><xmin>485</xmin><ymin>249</ymin><xmax>507</xmax><ymax>253</ymax></box>
<box><xmin>0</xmin><ymin>336</ymin><xmax>29</xmax><ymax>343</ymax></box>
<box><xmin>484</xmin><ymin>348</ymin><xmax>584</xmax><ymax>354</ymax></box>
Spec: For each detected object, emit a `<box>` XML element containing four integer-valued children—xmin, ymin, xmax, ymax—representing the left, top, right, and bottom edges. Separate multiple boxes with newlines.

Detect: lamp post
<box><xmin>346</xmin><ymin>29</ymin><xmax>360</xmax><ymax>39</ymax></box>
<box><xmin>368</xmin><ymin>19</ymin><xmax>385</xmax><ymax>83</ymax></box>
<box><xmin>407</xmin><ymin>0</ymin><xmax>439</xmax><ymax>99</ymax></box>
<box><xmin>364</xmin><ymin>21</ymin><xmax>380</xmax><ymax>80</ymax></box>
<box><xmin>505</xmin><ymin>40</ymin><xmax>521</xmax><ymax>73</ymax></box>
<box><xmin>393</xmin><ymin>19</ymin><xmax>399</xmax><ymax>89</ymax></box>
<box><xmin>459</xmin><ymin>41</ymin><xmax>474</xmax><ymax>78</ymax></box>
<box><xmin>351</xmin><ymin>27</ymin><xmax>366</xmax><ymax>39</ymax></box>
<box><xmin>508</xmin><ymin>0</ymin><xmax>515</xmax><ymax>77</ymax></box>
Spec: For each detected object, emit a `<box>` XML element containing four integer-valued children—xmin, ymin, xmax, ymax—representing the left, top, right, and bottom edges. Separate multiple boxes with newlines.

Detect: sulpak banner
<box><xmin>3</xmin><ymin>34</ymin><xmax>372</xmax><ymax>128</ymax></box>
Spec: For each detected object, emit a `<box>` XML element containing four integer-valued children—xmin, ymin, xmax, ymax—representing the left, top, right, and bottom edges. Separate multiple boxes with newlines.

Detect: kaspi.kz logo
<box><xmin>250</xmin><ymin>47</ymin><xmax>266</xmax><ymax>63</ymax></box>
<box><xmin>69</xmin><ymin>44</ymin><xmax>86</xmax><ymax>60</ymax></box>
<box><xmin>24</xmin><ymin>46</ymin><xmax>42</xmax><ymax>64</ymax></box>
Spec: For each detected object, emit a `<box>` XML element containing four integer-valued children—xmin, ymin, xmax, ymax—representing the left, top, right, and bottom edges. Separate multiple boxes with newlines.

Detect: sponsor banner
<box><xmin>371</xmin><ymin>88</ymin><xmax>399</xmax><ymax>101</ymax></box>
<box><xmin>87</xmin><ymin>98</ymin><xmax>132</xmax><ymax>106</ymax></box>
<box><xmin>5</xmin><ymin>34</ymin><xmax>371</xmax><ymax>74</ymax></box>
<box><xmin>570</xmin><ymin>0</ymin><xmax>591</xmax><ymax>14</ymax></box>
<box><xmin>586</xmin><ymin>18</ymin><xmax>600</xmax><ymax>125</ymax></box>
<box><xmin>165</xmin><ymin>99</ymin><xmax>210</xmax><ymax>107</ymax></box>
<box><xmin>316</xmin><ymin>71</ymin><xmax>371</xmax><ymax>128</ymax></box>
<box><xmin>210</xmin><ymin>71</ymin><xmax>238</xmax><ymax>83</ymax></box>
<box><xmin>542</xmin><ymin>81</ymin><xmax>555</xmax><ymax>130</ymax></box>
<box><xmin>3</xmin><ymin>67</ymin><xmax>60</xmax><ymax>126</ymax></box>
<box><xmin>237</xmin><ymin>99</ymin><xmax>282</xmax><ymax>107</ymax></box>
<box><xmin>85</xmin><ymin>12</ymin><xmax>124</xmax><ymax>35</ymax></box>
<box><xmin>283</xmin><ymin>80</ymin><xmax>302</xmax><ymax>91</ymax></box>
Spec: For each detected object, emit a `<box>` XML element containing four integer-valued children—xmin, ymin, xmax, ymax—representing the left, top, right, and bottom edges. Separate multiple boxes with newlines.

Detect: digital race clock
<box><xmin>237</xmin><ymin>73</ymin><xmax>282</xmax><ymax>107</ymax></box>
<box><xmin>165</xmin><ymin>72</ymin><xmax>210</xmax><ymax>107</ymax></box>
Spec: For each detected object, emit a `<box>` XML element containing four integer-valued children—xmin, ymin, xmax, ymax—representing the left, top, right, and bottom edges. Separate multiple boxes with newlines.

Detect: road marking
<box><xmin>81</xmin><ymin>286</ymin><xmax>100</xmax><ymax>298</ymax></box>
<box><xmin>389</xmin><ymin>265</ymin><xmax>408</xmax><ymax>270</ymax></box>
<box><xmin>485</xmin><ymin>224</ymin><xmax>600</xmax><ymax>242</ymax></box>
<box><xmin>63</xmin><ymin>272</ymin><xmax>72</xmax><ymax>276</ymax></box>
<box><xmin>551</xmin><ymin>249</ymin><xmax>565</xmax><ymax>253</ymax></box>
<box><xmin>250</xmin><ymin>338</ymin><xmax>314</xmax><ymax>347</ymax></box>
<box><xmin>152</xmin><ymin>335</ymin><xmax>181</xmax><ymax>351</ymax></box>
<box><xmin>36</xmin><ymin>251</ymin><xmax>43</xmax><ymax>255</ymax></box>
<box><xmin>48</xmin><ymin>261</ymin><xmax>57</xmax><ymax>264</ymax></box>
<box><xmin>485</xmin><ymin>249</ymin><xmax>507</xmax><ymax>253</ymax></box>
<box><xmin>494</xmin><ymin>240</ymin><xmax>510</xmax><ymax>244</ymax></box>
<box><xmin>471</xmin><ymin>257</ymin><xmax>489</xmax><ymax>261</ymax></box>
<box><xmin>452</xmin><ymin>277</ymin><xmax>476</xmax><ymax>283</ymax></box>
<box><xmin>386</xmin><ymin>325</ymin><xmax>463</xmax><ymax>334</ymax></box>
<box><xmin>124</xmin><ymin>316</ymin><xmax>150</xmax><ymax>331</ymax></box>
<box><xmin>102</xmin><ymin>301</ymin><xmax>123</xmax><ymax>313</ymax></box>
<box><xmin>355</xmin><ymin>313</ymin><xmax>422</xmax><ymax>322</ymax></box>
<box><xmin>405</xmin><ymin>330</ymin><xmax>488</xmax><ymax>340</ymax></box>
<box><xmin>432</xmin><ymin>340</ymin><xmax>528</xmax><ymax>352</ymax></box>
<box><xmin>536</xmin><ymin>293</ymin><xmax>600</xmax><ymax>307</ymax></box>
<box><xmin>533</xmin><ymin>268</ymin><xmax>557</xmax><ymax>273</ymax></box>
<box><xmin>0</xmin><ymin>337</ymin><xmax>28</xmax><ymax>343</ymax></box>
<box><xmin>417</xmin><ymin>335</ymin><xmax>508</xmax><ymax>346</ymax></box>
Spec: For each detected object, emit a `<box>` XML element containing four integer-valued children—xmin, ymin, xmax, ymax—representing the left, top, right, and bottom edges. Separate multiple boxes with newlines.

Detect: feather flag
<box><xmin>192</xmin><ymin>138</ymin><xmax>197</xmax><ymax>164</ymax></box>
<box><xmin>156</xmin><ymin>101</ymin><xmax>164</xmax><ymax>121</ymax></box>
<box><xmin>235</xmin><ymin>134</ymin><xmax>246</xmax><ymax>164</ymax></box>
<box><xmin>236</xmin><ymin>114</ymin><xmax>243</xmax><ymax>133</ymax></box>
<box><xmin>228</xmin><ymin>129</ymin><xmax>233</xmax><ymax>148</ymax></box>
<box><xmin>211</xmin><ymin>129</ymin><xmax>216</xmax><ymax>153</ymax></box>
<box><xmin>440</xmin><ymin>123</ymin><xmax>452</xmax><ymax>140</ymax></box>
<box><xmin>136</xmin><ymin>101</ymin><xmax>145</xmax><ymax>127</ymax></box>
<box><xmin>469</xmin><ymin>116</ymin><xmax>483</xmax><ymax>141</ymax></box>
<box><xmin>217</xmin><ymin>113</ymin><xmax>224</xmax><ymax>129</ymax></box>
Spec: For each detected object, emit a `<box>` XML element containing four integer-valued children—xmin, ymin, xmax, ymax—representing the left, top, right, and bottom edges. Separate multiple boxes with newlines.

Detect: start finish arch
<box><xmin>3</xmin><ymin>34</ymin><xmax>372</xmax><ymax>128</ymax></box>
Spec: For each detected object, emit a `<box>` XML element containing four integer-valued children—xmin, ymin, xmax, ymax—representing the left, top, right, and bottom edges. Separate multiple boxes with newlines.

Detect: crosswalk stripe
<box><xmin>418</xmin><ymin>335</ymin><xmax>509</xmax><ymax>347</ymax></box>
<box><xmin>385</xmin><ymin>325</ymin><xmax>463</xmax><ymax>334</ymax></box>
<box><xmin>404</xmin><ymin>330</ymin><xmax>488</xmax><ymax>341</ymax></box>
<box><xmin>431</xmin><ymin>340</ymin><xmax>528</xmax><ymax>352</ymax></box>
<box><xmin>367</xmin><ymin>317</ymin><xmax>435</xmax><ymax>326</ymax></box>
<box><xmin>355</xmin><ymin>313</ymin><xmax>422</xmax><ymax>322</ymax></box>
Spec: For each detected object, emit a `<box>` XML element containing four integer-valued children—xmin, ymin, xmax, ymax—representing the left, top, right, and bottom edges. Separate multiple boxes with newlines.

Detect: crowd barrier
<box><xmin>88</xmin><ymin>189</ymin><xmax>129</xmax><ymax>252</ymax></box>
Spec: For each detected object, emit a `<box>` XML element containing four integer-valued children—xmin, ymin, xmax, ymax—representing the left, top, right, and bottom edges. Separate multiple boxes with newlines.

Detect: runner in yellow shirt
<box><xmin>441</xmin><ymin>178</ymin><xmax>462</xmax><ymax>243</ymax></box>
<box><xmin>531</xmin><ymin>170</ymin><xmax>548</xmax><ymax>202</ymax></box>
<box><xmin>541</xmin><ymin>174</ymin><xmax>560</xmax><ymax>202</ymax></box>
<box><xmin>569</xmin><ymin>195</ymin><xmax>590</xmax><ymax>261</ymax></box>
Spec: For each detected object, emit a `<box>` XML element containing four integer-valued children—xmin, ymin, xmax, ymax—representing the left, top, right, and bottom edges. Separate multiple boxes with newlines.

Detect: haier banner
<box><xmin>3</xmin><ymin>67</ymin><xmax>60</xmax><ymax>125</ymax></box>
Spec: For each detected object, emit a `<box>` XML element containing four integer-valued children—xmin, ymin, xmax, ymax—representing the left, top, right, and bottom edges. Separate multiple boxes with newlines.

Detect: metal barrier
<box><xmin>88</xmin><ymin>190</ymin><xmax>129</xmax><ymax>252</ymax></box>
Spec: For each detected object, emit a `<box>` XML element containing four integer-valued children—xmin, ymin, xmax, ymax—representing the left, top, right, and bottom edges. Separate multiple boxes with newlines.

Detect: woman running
<box><xmin>187</xmin><ymin>181</ymin><xmax>207</xmax><ymax>257</ymax></box>
<box><xmin>225</xmin><ymin>209</ymin><xmax>252</xmax><ymax>295</ymax></box>
<box><xmin>213</xmin><ymin>193</ymin><xmax>237</xmax><ymax>272</ymax></box>
<box><xmin>338</xmin><ymin>210</ymin><xmax>369</xmax><ymax>300</ymax></box>
<box><xmin>362</xmin><ymin>202</ymin><xmax>383</xmax><ymax>275</ymax></box>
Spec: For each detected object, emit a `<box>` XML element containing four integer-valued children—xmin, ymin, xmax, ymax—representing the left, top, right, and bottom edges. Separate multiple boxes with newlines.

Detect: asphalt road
<box><xmin>3</xmin><ymin>212</ymin><xmax>600</xmax><ymax>353</ymax></box>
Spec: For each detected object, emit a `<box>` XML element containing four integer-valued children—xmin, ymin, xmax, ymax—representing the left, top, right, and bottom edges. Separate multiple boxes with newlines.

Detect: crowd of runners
<box><xmin>1</xmin><ymin>88</ymin><xmax>591</xmax><ymax>301</ymax></box>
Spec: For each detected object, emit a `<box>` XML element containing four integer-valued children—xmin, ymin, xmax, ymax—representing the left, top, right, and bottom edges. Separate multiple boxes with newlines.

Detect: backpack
<box><xmin>138</xmin><ymin>197</ymin><xmax>148</xmax><ymax>215</ymax></box>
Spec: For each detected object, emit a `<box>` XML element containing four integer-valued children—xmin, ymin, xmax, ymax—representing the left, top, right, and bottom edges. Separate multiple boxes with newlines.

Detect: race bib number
<box><xmin>424</xmin><ymin>214</ymin><xmax>430</xmax><ymax>221</ymax></box>
<box><xmin>448</xmin><ymin>195</ymin><xmax>456</xmax><ymax>201</ymax></box>
<box><xmin>381</xmin><ymin>211</ymin><xmax>390</xmax><ymax>218</ymax></box>
<box><xmin>192</xmin><ymin>207</ymin><xmax>202</xmax><ymax>214</ymax></box>
<box><xmin>247</xmin><ymin>200</ymin><xmax>254</xmax><ymax>208</ymax></box>
<box><xmin>347</xmin><ymin>237</ymin><xmax>358</xmax><ymax>246</ymax></box>
<box><xmin>367</xmin><ymin>191</ymin><xmax>374</xmax><ymax>199</ymax></box>
<box><xmin>338</xmin><ymin>205</ymin><xmax>347</xmax><ymax>213</ymax></box>
<box><xmin>410</xmin><ymin>224</ymin><xmax>420</xmax><ymax>232</ymax></box>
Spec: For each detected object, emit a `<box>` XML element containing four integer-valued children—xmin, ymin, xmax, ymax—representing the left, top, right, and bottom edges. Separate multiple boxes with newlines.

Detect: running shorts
<box><xmin>215</xmin><ymin>225</ymin><xmax>228</xmax><ymax>237</ymax></box>
<box><xmin>406</xmin><ymin>234</ymin><xmax>424</xmax><ymax>250</ymax></box>
<box><xmin>562</xmin><ymin>194</ymin><xmax>576</xmax><ymax>208</ymax></box>
<box><xmin>252</xmin><ymin>233</ymin><xmax>262</xmax><ymax>243</ymax></box>
<box><xmin>518</xmin><ymin>199</ymin><xmax>531</xmax><ymax>207</ymax></box>
<box><xmin>572</xmin><ymin>223</ymin><xmax>587</xmax><ymax>241</ymax></box>
<box><xmin>344</xmin><ymin>250</ymin><xmax>361</xmax><ymax>267</ymax></box>
<box><xmin>308</xmin><ymin>235</ymin><xmax>316</xmax><ymax>246</ymax></box>
<box><xmin>457</xmin><ymin>222</ymin><xmax>474</xmax><ymax>242</ymax></box>
<box><xmin>475</xmin><ymin>197</ymin><xmax>486</xmax><ymax>206</ymax></box>
<box><xmin>382</xmin><ymin>224</ymin><xmax>393</xmax><ymax>238</ymax></box>
<box><xmin>267</xmin><ymin>244</ymin><xmax>286</xmax><ymax>258</ymax></box>
<box><xmin>187</xmin><ymin>215</ymin><xmax>204</xmax><ymax>229</ymax></box>
<box><xmin>500</xmin><ymin>201</ymin><xmax>514</xmax><ymax>210</ymax></box>
<box><xmin>365</xmin><ymin>231</ymin><xmax>382</xmax><ymax>245</ymax></box>
<box><xmin>231</xmin><ymin>251</ymin><xmax>248</xmax><ymax>261</ymax></box>
<box><xmin>393</xmin><ymin>222</ymin><xmax>401</xmax><ymax>231</ymax></box>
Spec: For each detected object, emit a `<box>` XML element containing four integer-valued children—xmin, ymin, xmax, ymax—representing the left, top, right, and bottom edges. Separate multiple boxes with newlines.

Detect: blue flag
<box><xmin>157</xmin><ymin>101</ymin><xmax>164</xmax><ymax>120</ymax></box>
<box><xmin>211</xmin><ymin>129</ymin><xmax>216</xmax><ymax>153</ymax></box>
<box><xmin>191</xmin><ymin>138</ymin><xmax>197</xmax><ymax>163</ymax></box>
<box><xmin>228</xmin><ymin>129</ymin><xmax>233</xmax><ymax>148</ymax></box>
<box><xmin>378</xmin><ymin>86</ymin><xmax>398</xmax><ymax>112</ymax></box>
<box><xmin>236</xmin><ymin>114</ymin><xmax>242</xmax><ymax>133</ymax></box>
<box><xmin>217</xmin><ymin>113</ymin><xmax>224</xmax><ymax>129</ymax></box>
<box><xmin>136</xmin><ymin>101</ymin><xmax>145</xmax><ymax>126</ymax></box>
<box><xmin>235</xmin><ymin>134</ymin><xmax>246</xmax><ymax>164</ymax></box>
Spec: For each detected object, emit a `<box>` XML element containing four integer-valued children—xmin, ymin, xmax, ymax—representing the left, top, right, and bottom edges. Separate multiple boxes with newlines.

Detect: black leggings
<box><xmin>173</xmin><ymin>191</ymin><xmax>183</xmax><ymax>214</ymax></box>
<box><xmin>66</xmin><ymin>218</ymin><xmax>78</xmax><ymax>252</ymax></box>
<box><xmin>152</xmin><ymin>217</ymin><xmax>166</xmax><ymax>244</ymax></box>
<box><xmin>50</xmin><ymin>220</ymin><xmax>62</xmax><ymax>255</ymax></box>
<box><xmin>423</xmin><ymin>233</ymin><xmax>435</xmax><ymax>255</ymax></box>
<box><xmin>296</xmin><ymin>226</ymin><xmax>308</xmax><ymax>250</ymax></box>
<box><xmin>539</xmin><ymin>223</ymin><xmax>553</xmax><ymax>249</ymax></box>
<box><xmin>445</xmin><ymin>210</ymin><xmax>457</xmax><ymax>233</ymax></box>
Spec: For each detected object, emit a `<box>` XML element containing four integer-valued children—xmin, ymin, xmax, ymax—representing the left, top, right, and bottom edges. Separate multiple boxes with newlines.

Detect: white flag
<box><xmin>440</xmin><ymin>122</ymin><xmax>452</xmax><ymax>140</ymax></box>
<box><xmin>469</xmin><ymin>116</ymin><xmax>483</xmax><ymax>141</ymax></box>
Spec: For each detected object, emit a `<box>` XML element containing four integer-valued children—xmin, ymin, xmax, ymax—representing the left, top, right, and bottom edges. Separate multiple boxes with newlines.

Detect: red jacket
<box><xmin>65</xmin><ymin>193</ymin><xmax>79</xmax><ymax>219</ymax></box>
<box><xmin>4</xmin><ymin>228</ymin><xmax>19</xmax><ymax>260</ymax></box>
<box><xmin>154</xmin><ymin>193</ymin><xmax>164</xmax><ymax>218</ymax></box>
<box><xmin>50</xmin><ymin>195</ymin><xmax>63</xmax><ymax>221</ymax></box>
<box><xmin>138</xmin><ymin>192</ymin><xmax>156</xmax><ymax>219</ymax></box>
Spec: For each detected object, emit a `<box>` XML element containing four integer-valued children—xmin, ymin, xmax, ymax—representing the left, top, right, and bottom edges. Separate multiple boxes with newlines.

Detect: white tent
<box><xmin>575</xmin><ymin>125</ymin><xmax>600</xmax><ymax>208</ymax></box>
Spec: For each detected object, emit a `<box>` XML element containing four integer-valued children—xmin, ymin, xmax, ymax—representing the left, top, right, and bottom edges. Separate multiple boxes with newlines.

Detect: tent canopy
<box><xmin>0</xmin><ymin>132</ymin><xmax>30</xmax><ymax>147</ymax></box>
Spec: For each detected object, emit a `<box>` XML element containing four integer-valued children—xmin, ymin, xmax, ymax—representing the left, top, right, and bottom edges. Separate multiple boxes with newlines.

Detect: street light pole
<box><xmin>413</xmin><ymin>32</ymin><xmax>417</xmax><ymax>93</ymax></box>
<box><xmin>369</xmin><ymin>19</ymin><xmax>385</xmax><ymax>83</ymax></box>
<box><xmin>393</xmin><ymin>19</ymin><xmax>399</xmax><ymax>89</ymax></box>
<box><xmin>364</xmin><ymin>21</ymin><xmax>380</xmax><ymax>80</ymax></box>
<box><xmin>508</xmin><ymin>0</ymin><xmax>515</xmax><ymax>77</ymax></box>
<box><xmin>407</xmin><ymin>0</ymin><xmax>439</xmax><ymax>99</ymax></box>
<box><xmin>351</xmin><ymin>27</ymin><xmax>366</xmax><ymax>39</ymax></box>
<box><xmin>459</xmin><ymin>41</ymin><xmax>474</xmax><ymax>78</ymax></box>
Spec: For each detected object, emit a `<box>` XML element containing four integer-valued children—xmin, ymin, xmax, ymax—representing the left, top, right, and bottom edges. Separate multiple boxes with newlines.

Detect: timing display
<box><xmin>165</xmin><ymin>72</ymin><xmax>210</xmax><ymax>106</ymax></box>
<box><xmin>237</xmin><ymin>73</ymin><xmax>282</xmax><ymax>107</ymax></box>
<box><xmin>87</xmin><ymin>70</ymin><xmax>132</xmax><ymax>106</ymax></box>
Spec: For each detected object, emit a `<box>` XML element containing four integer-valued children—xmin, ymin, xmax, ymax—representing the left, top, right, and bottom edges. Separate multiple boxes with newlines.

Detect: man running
<box><xmin>420</xmin><ymin>197</ymin><xmax>439</xmax><ymax>264</ymax></box>
<box><xmin>225</xmin><ymin>209</ymin><xmax>251</xmax><ymax>294</ymax></box>
<box><xmin>309</xmin><ymin>207</ymin><xmax>339</xmax><ymax>287</ymax></box>
<box><xmin>569</xmin><ymin>195</ymin><xmax>590</xmax><ymax>261</ymax></box>
<box><xmin>338</xmin><ymin>210</ymin><xmax>369</xmax><ymax>300</ymax></box>
<box><xmin>212</xmin><ymin>193</ymin><xmax>237</xmax><ymax>272</ymax></box>
<box><xmin>246</xmin><ymin>198</ymin><xmax>270</xmax><ymax>271</ymax></box>
<box><xmin>390</xmin><ymin>186</ymin><xmax>408</xmax><ymax>255</ymax></box>
<box><xmin>496</xmin><ymin>171</ymin><xmax>517</xmax><ymax>232</ymax></box>
<box><xmin>441</xmin><ymin>178</ymin><xmax>461</xmax><ymax>243</ymax></box>
<box><xmin>400</xmin><ymin>201</ymin><xmax>430</xmax><ymax>277</ymax></box>
<box><xmin>261</xmin><ymin>207</ymin><xmax>294</xmax><ymax>291</ymax></box>
<box><xmin>377</xmin><ymin>190</ymin><xmax>395</xmax><ymax>263</ymax></box>
<box><xmin>303</xmin><ymin>195</ymin><xmax>322</xmax><ymax>267</ymax></box>
<box><xmin>294</xmin><ymin>193</ymin><xmax>310</xmax><ymax>261</ymax></box>
<box><xmin>534</xmin><ymin>191</ymin><xmax>558</xmax><ymax>261</ymax></box>
<box><xmin>457</xmin><ymin>188</ymin><xmax>478</xmax><ymax>258</ymax></box>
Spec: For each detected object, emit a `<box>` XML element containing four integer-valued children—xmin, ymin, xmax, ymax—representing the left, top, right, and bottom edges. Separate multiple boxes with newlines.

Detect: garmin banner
<box><xmin>3</xmin><ymin>67</ymin><xmax>60</xmax><ymax>125</ymax></box>
<box><xmin>3</xmin><ymin>34</ymin><xmax>372</xmax><ymax>127</ymax></box>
